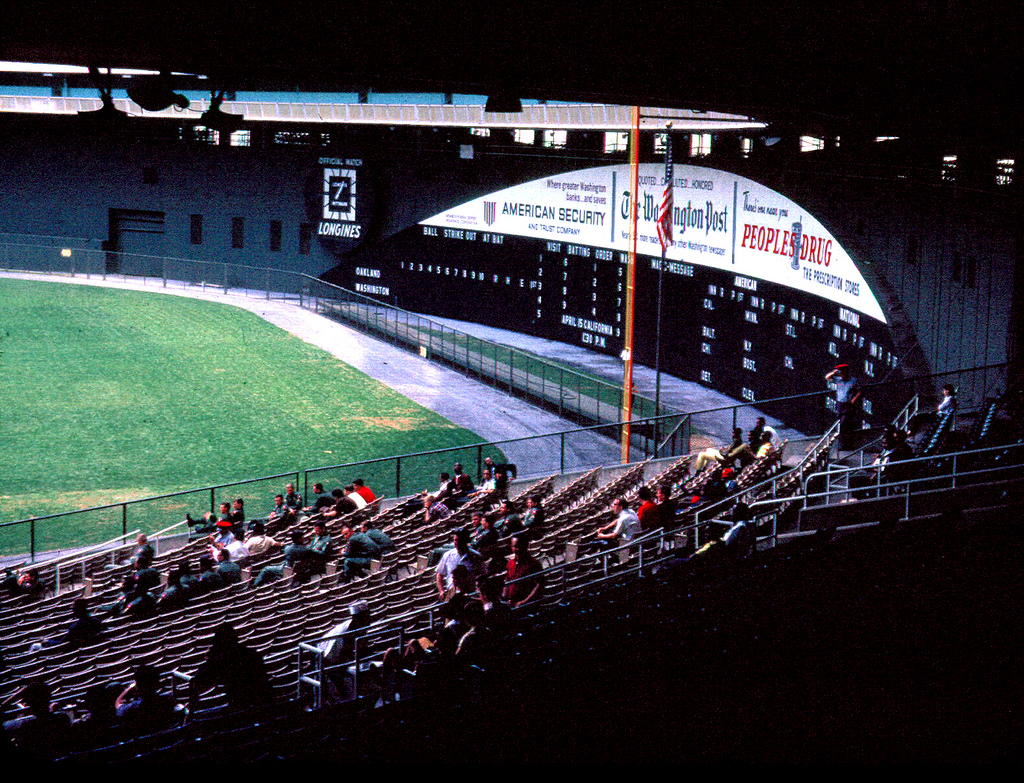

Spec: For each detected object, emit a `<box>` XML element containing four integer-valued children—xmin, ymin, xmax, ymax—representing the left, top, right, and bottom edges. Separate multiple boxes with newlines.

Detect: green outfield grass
<box><xmin>0</xmin><ymin>277</ymin><xmax>494</xmax><ymax>553</ymax></box>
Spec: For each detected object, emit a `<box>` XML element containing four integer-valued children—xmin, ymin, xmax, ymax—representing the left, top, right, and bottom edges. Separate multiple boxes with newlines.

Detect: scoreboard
<box><xmin>335</xmin><ymin>164</ymin><xmax>898</xmax><ymax>431</ymax></box>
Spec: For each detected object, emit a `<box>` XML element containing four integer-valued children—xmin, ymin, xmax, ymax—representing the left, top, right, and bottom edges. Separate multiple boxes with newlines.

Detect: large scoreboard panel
<box><xmin>339</xmin><ymin>164</ymin><xmax>898</xmax><ymax>432</ymax></box>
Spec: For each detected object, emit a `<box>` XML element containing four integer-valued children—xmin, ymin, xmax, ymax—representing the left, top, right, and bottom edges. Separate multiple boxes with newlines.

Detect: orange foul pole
<box><xmin>620</xmin><ymin>105</ymin><xmax>640</xmax><ymax>462</ymax></box>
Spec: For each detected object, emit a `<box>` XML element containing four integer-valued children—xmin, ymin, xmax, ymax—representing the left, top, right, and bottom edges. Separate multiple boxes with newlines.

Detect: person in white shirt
<box><xmin>596</xmin><ymin>498</ymin><xmax>640</xmax><ymax>549</ymax></box>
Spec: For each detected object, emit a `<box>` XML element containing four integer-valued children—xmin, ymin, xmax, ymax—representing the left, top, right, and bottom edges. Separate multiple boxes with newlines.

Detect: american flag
<box><xmin>656</xmin><ymin>133</ymin><xmax>673</xmax><ymax>252</ymax></box>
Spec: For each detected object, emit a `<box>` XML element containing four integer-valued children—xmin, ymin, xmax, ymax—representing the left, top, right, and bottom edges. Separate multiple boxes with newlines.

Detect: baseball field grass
<box><xmin>0</xmin><ymin>277</ymin><xmax>494</xmax><ymax>554</ymax></box>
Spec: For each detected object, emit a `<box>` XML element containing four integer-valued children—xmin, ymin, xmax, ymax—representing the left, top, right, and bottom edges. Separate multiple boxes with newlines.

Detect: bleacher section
<box><xmin>2</xmin><ymin>383</ymin><xmax>1022</xmax><ymax>762</ymax></box>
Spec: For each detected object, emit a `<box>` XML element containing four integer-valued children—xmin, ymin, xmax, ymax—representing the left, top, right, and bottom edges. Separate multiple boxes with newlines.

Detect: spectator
<box><xmin>253</xmin><ymin>531</ymin><xmax>316</xmax><ymax>586</ymax></box>
<box><xmin>340</xmin><ymin>524</ymin><xmax>381</xmax><ymax>580</ymax></box>
<box><xmin>352</xmin><ymin>478</ymin><xmax>376</xmax><ymax>504</ymax></box>
<box><xmin>266</xmin><ymin>493</ymin><xmax>296</xmax><ymax>526</ymax></box>
<box><xmin>636</xmin><ymin>486</ymin><xmax>660</xmax><ymax>531</ymax></box>
<box><xmin>345</xmin><ymin>483</ymin><xmax>369</xmax><ymax>509</ymax></box>
<box><xmin>596</xmin><ymin>498</ymin><xmax>640</xmax><ymax>549</ymax></box>
<box><xmin>132</xmin><ymin>553</ymin><xmax>162</xmax><ymax>594</ymax></box>
<box><xmin>826</xmin><ymin>363</ymin><xmax>862</xmax><ymax>449</ymax></box>
<box><xmin>938</xmin><ymin>383</ymin><xmax>958</xmax><ymax>417</ymax></box>
<box><xmin>483</xmin><ymin>456</ymin><xmax>517</xmax><ymax>481</ymax></box>
<box><xmin>423</xmin><ymin>494</ymin><xmax>452</xmax><ymax>526</ymax></box>
<box><xmin>129</xmin><ymin>533</ymin><xmax>155</xmax><ymax>566</ymax></box>
<box><xmin>215</xmin><ymin>549</ymin><xmax>242</xmax><ymax>585</ymax></box>
<box><xmin>304</xmin><ymin>482</ymin><xmax>333</xmax><ymax>513</ymax></box>
<box><xmin>188</xmin><ymin>622</ymin><xmax>272</xmax><ymax>714</ymax></box>
<box><xmin>494</xmin><ymin>499</ymin><xmax>523</xmax><ymax>538</ymax></box>
<box><xmin>157</xmin><ymin>570</ymin><xmax>189</xmax><ymax>612</ymax></box>
<box><xmin>522</xmin><ymin>495</ymin><xmax>546</xmax><ymax>536</ymax></box>
<box><xmin>435</xmin><ymin>529</ymin><xmax>485</xmax><ymax>600</ymax></box>
<box><xmin>197</xmin><ymin>555</ymin><xmax>225</xmax><ymax>595</ymax></box>
<box><xmin>503</xmin><ymin>536</ymin><xmax>543</xmax><ymax>608</ymax></box>
<box><xmin>243</xmin><ymin>521</ymin><xmax>282</xmax><ymax>557</ymax></box>
<box><xmin>694</xmin><ymin>427</ymin><xmax>745</xmax><ymax>472</ymax></box>
<box><xmin>3</xmin><ymin>679</ymin><xmax>72</xmax><ymax>760</ymax></box>
<box><xmin>310</xmin><ymin>521</ymin><xmax>335</xmax><ymax>569</ymax></box>
<box><xmin>115</xmin><ymin>665</ymin><xmax>179</xmax><ymax>738</ymax></box>
<box><xmin>70</xmin><ymin>683</ymin><xmax>121</xmax><ymax>753</ymax></box>
<box><xmin>360</xmin><ymin>520</ymin><xmax>394</xmax><ymax>554</ymax></box>
<box><xmin>283</xmin><ymin>483</ymin><xmax>303</xmax><ymax>511</ymax></box>
<box><xmin>656</xmin><ymin>483</ymin><xmax>678</xmax><ymax>528</ymax></box>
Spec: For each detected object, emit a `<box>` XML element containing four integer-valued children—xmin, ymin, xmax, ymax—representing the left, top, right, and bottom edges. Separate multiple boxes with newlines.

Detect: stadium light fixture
<box><xmin>127</xmin><ymin>71</ymin><xmax>190</xmax><ymax>112</ymax></box>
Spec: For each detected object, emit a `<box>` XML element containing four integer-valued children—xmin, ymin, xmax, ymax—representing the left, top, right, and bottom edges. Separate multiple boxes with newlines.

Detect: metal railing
<box><xmin>0</xmin><ymin>243</ymin><xmax>1010</xmax><ymax>560</ymax></box>
<box><xmin>293</xmin><ymin>525</ymin><xmax>685</xmax><ymax>708</ymax></box>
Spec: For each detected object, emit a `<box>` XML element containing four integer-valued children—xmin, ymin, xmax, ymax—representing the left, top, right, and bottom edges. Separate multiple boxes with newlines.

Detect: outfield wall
<box><xmin>0</xmin><ymin>116</ymin><xmax>1017</xmax><ymax>407</ymax></box>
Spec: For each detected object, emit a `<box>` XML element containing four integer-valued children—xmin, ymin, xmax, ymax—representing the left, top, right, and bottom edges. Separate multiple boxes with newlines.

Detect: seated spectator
<box><xmin>468</xmin><ymin>468</ymin><xmax>496</xmax><ymax>499</ymax></box>
<box><xmin>694</xmin><ymin>427</ymin><xmax>745</xmax><ymax>472</ymax></box>
<box><xmin>494</xmin><ymin>499</ymin><xmax>524</xmax><ymax>539</ymax></box>
<box><xmin>64</xmin><ymin>598</ymin><xmax>105</xmax><ymax>649</ymax></box>
<box><xmin>345</xmin><ymin>483</ymin><xmax>369</xmax><ymax>509</ymax></box>
<box><xmin>174</xmin><ymin>561</ymin><xmax>201</xmax><ymax>598</ymax></box>
<box><xmin>283</xmin><ymin>483</ymin><xmax>303</xmax><ymax>512</ymax></box>
<box><xmin>3</xmin><ymin>568</ymin><xmax>46</xmax><ymax>598</ymax></box>
<box><xmin>522</xmin><ymin>495</ymin><xmax>546</xmax><ymax>536</ymax></box>
<box><xmin>310</xmin><ymin>521</ymin><xmax>335</xmax><ymax>570</ymax></box>
<box><xmin>596</xmin><ymin>498</ymin><xmax>640</xmax><ymax>549</ymax></box>
<box><xmin>33</xmin><ymin>598</ymin><xmax>104</xmax><ymax>651</ymax></box>
<box><xmin>656</xmin><ymin>483</ymin><xmax>678</xmax><ymax>528</ymax></box>
<box><xmin>448</xmin><ymin>463</ymin><xmax>475</xmax><ymax>506</ymax></box>
<box><xmin>129</xmin><ymin>533</ymin><xmax>155</xmax><ymax>566</ymax></box>
<box><xmin>243</xmin><ymin>521</ymin><xmax>282</xmax><ymax>557</ymax></box>
<box><xmin>188</xmin><ymin>502</ymin><xmax>232</xmax><ymax>535</ymax></box>
<box><xmin>636</xmin><ymin>486</ymin><xmax>660</xmax><ymax>531</ymax></box>
<box><xmin>469</xmin><ymin>512</ymin><xmax>499</xmax><ymax>556</ymax></box>
<box><xmin>253</xmin><ymin>531</ymin><xmax>317</xmax><ymax>586</ymax></box>
<box><xmin>423</xmin><ymin>472</ymin><xmax>454</xmax><ymax>504</ymax></box>
<box><xmin>70</xmin><ymin>683</ymin><xmax>121</xmax><ymax>753</ymax></box>
<box><xmin>229</xmin><ymin>498</ymin><xmax>246</xmax><ymax>538</ymax></box>
<box><xmin>157</xmin><ymin>571</ymin><xmax>189</xmax><ymax>612</ymax></box>
<box><xmin>360</xmin><ymin>519</ymin><xmax>394</xmax><ymax>554</ymax></box>
<box><xmin>188</xmin><ymin>622</ymin><xmax>272</xmax><ymax>714</ymax></box>
<box><xmin>315</xmin><ymin>488</ymin><xmax>359</xmax><ymax>521</ymax></box>
<box><xmin>455</xmin><ymin>600</ymin><xmax>495</xmax><ymax>667</ymax></box>
<box><xmin>352</xmin><ymin>478</ymin><xmax>376</xmax><ymax>504</ymax></box>
<box><xmin>304</xmin><ymin>482</ymin><xmax>334</xmax><ymax>513</ymax></box>
<box><xmin>115</xmin><ymin>664</ymin><xmax>179</xmax><ymax>738</ymax></box>
<box><xmin>197</xmin><ymin>555</ymin><xmax>225</xmax><ymax>594</ymax></box>
<box><xmin>503</xmin><ymin>536</ymin><xmax>543</xmax><ymax>608</ymax></box>
<box><xmin>435</xmin><ymin>529</ymin><xmax>486</xmax><ymax>601</ymax></box>
<box><xmin>423</xmin><ymin>494</ymin><xmax>452</xmax><ymax>526</ymax></box>
<box><xmin>477</xmin><ymin>575</ymin><xmax>512</xmax><ymax>633</ymax></box>
<box><xmin>340</xmin><ymin>524</ymin><xmax>382</xmax><ymax>580</ymax></box>
<box><xmin>215</xmin><ymin>549</ymin><xmax>242</xmax><ymax>585</ymax></box>
<box><xmin>3</xmin><ymin>679</ymin><xmax>73</xmax><ymax>760</ymax></box>
<box><xmin>101</xmin><ymin>576</ymin><xmax>156</xmax><ymax>618</ymax></box>
<box><xmin>133</xmin><ymin>553</ymin><xmax>162</xmax><ymax>594</ymax></box>
<box><xmin>266</xmin><ymin>493</ymin><xmax>297</xmax><ymax>526</ymax></box>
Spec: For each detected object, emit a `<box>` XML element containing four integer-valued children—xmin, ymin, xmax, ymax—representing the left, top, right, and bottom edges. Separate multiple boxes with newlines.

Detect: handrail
<box><xmin>801</xmin><ymin>439</ymin><xmax>1024</xmax><ymax>506</ymax></box>
<box><xmin>292</xmin><ymin>525</ymin><xmax>682</xmax><ymax>706</ymax></box>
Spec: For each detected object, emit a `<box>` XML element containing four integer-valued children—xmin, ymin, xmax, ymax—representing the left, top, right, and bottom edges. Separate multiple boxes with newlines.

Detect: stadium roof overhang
<box><xmin>0</xmin><ymin>3</ymin><xmax>1020</xmax><ymax>143</ymax></box>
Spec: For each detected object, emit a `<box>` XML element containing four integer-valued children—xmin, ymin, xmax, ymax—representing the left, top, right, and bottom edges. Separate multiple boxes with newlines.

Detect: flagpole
<box><xmin>654</xmin><ymin>122</ymin><xmax>673</xmax><ymax>454</ymax></box>
<box><xmin>620</xmin><ymin>105</ymin><xmax>640</xmax><ymax>463</ymax></box>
